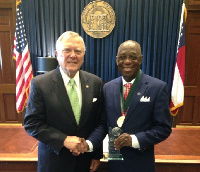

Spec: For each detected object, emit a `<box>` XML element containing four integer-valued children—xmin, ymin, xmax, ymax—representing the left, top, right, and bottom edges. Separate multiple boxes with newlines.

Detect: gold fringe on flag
<box><xmin>16</xmin><ymin>0</ymin><xmax>22</xmax><ymax>7</ymax></box>
<box><xmin>184</xmin><ymin>5</ymin><xmax>187</xmax><ymax>23</ymax></box>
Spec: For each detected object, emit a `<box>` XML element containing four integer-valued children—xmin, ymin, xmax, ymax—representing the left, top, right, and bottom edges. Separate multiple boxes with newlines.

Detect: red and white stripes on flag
<box><xmin>170</xmin><ymin>3</ymin><xmax>185</xmax><ymax>116</ymax></box>
<box><xmin>13</xmin><ymin>2</ymin><xmax>33</xmax><ymax>113</ymax></box>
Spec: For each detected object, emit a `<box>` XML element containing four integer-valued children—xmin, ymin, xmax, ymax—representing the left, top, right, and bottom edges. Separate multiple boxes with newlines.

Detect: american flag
<box><xmin>13</xmin><ymin>2</ymin><xmax>33</xmax><ymax>113</ymax></box>
<box><xmin>170</xmin><ymin>3</ymin><xmax>185</xmax><ymax>116</ymax></box>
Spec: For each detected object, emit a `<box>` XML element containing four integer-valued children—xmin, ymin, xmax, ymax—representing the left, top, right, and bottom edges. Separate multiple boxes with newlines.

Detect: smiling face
<box><xmin>116</xmin><ymin>41</ymin><xmax>143</xmax><ymax>82</ymax></box>
<box><xmin>56</xmin><ymin>35</ymin><xmax>85</xmax><ymax>78</ymax></box>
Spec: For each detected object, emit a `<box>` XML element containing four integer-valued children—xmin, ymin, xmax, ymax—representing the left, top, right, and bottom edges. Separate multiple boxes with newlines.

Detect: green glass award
<box><xmin>108</xmin><ymin>126</ymin><xmax>124</xmax><ymax>160</ymax></box>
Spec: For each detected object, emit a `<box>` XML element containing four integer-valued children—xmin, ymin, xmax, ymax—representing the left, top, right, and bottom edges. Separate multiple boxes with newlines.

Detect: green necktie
<box><xmin>68</xmin><ymin>78</ymin><xmax>80</xmax><ymax>124</ymax></box>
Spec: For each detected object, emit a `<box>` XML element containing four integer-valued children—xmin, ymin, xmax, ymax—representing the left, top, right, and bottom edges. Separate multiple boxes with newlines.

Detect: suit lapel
<box><xmin>52</xmin><ymin>68</ymin><xmax>77</xmax><ymax>126</ymax></box>
<box><xmin>114</xmin><ymin>77</ymin><xmax>123</xmax><ymax>118</ymax></box>
<box><xmin>78</xmin><ymin>71</ymin><xmax>92</xmax><ymax>127</ymax></box>
<box><xmin>124</xmin><ymin>74</ymin><xmax>148</xmax><ymax>124</ymax></box>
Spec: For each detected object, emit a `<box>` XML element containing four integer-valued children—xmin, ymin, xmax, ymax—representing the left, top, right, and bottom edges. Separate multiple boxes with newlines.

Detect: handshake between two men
<box><xmin>63</xmin><ymin>133</ymin><xmax>133</xmax><ymax>156</ymax></box>
<box><xmin>63</xmin><ymin>136</ymin><xmax>89</xmax><ymax>156</ymax></box>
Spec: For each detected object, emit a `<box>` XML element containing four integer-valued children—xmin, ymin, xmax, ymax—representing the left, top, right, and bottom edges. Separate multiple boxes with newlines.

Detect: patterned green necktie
<box><xmin>68</xmin><ymin>78</ymin><xmax>80</xmax><ymax>124</ymax></box>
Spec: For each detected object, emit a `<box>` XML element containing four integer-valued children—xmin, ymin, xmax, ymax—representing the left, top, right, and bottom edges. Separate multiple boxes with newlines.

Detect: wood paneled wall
<box><xmin>0</xmin><ymin>0</ymin><xmax>199</xmax><ymax>125</ymax></box>
<box><xmin>175</xmin><ymin>0</ymin><xmax>200</xmax><ymax>126</ymax></box>
<box><xmin>0</xmin><ymin>0</ymin><xmax>24</xmax><ymax>123</ymax></box>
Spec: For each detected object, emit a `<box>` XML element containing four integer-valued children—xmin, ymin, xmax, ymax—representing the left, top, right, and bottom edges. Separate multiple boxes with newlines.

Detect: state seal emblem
<box><xmin>81</xmin><ymin>0</ymin><xmax>115</xmax><ymax>38</ymax></box>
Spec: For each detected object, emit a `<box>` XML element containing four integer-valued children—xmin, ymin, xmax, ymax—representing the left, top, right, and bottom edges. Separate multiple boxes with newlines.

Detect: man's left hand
<box><xmin>90</xmin><ymin>159</ymin><xmax>100</xmax><ymax>172</ymax></box>
<box><xmin>114</xmin><ymin>133</ymin><xmax>132</xmax><ymax>150</ymax></box>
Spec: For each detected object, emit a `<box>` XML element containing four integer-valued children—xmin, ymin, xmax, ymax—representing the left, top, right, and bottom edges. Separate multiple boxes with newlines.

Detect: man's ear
<box><xmin>55</xmin><ymin>50</ymin><xmax>58</xmax><ymax>57</ymax></box>
<box><xmin>138</xmin><ymin>55</ymin><xmax>143</xmax><ymax>64</ymax></box>
<box><xmin>116</xmin><ymin>56</ymin><xmax>118</xmax><ymax>65</ymax></box>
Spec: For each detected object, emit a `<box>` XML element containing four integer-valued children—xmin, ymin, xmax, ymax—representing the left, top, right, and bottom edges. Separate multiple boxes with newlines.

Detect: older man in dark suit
<box><xmin>24</xmin><ymin>31</ymin><xmax>103</xmax><ymax>172</ymax></box>
<box><xmin>87</xmin><ymin>40</ymin><xmax>172</xmax><ymax>172</ymax></box>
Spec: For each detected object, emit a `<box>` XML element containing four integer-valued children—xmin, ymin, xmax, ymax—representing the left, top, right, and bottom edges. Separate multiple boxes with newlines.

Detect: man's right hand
<box><xmin>71</xmin><ymin>138</ymin><xmax>89</xmax><ymax>156</ymax></box>
<box><xmin>63</xmin><ymin>136</ymin><xmax>89</xmax><ymax>156</ymax></box>
<box><xmin>63</xmin><ymin>136</ymin><xmax>81</xmax><ymax>155</ymax></box>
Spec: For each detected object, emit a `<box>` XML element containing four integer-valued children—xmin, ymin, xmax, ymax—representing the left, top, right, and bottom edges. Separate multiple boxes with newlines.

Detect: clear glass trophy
<box><xmin>108</xmin><ymin>127</ymin><xmax>124</xmax><ymax>160</ymax></box>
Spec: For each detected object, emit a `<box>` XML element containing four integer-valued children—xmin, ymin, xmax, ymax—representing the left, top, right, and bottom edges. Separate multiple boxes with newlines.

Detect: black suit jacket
<box><xmin>24</xmin><ymin>67</ymin><xmax>103</xmax><ymax>172</ymax></box>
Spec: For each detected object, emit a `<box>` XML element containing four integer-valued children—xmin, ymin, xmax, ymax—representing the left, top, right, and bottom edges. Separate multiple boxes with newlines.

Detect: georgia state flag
<box><xmin>170</xmin><ymin>3</ymin><xmax>185</xmax><ymax>116</ymax></box>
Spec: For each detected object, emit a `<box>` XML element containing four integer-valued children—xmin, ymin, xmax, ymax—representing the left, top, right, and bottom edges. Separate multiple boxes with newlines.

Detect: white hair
<box><xmin>56</xmin><ymin>31</ymin><xmax>86</xmax><ymax>52</ymax></box>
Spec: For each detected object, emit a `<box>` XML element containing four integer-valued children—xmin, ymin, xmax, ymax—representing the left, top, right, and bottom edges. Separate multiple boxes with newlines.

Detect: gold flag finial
<box><xmin>184</xmin><ymin>6</ymin><xmax>187</xmax><ymax>23</ymax></box>
<box><xmin>16</xmin><ymin>0</ymin><xmax>22</xmax><ymax>7</ymax></box>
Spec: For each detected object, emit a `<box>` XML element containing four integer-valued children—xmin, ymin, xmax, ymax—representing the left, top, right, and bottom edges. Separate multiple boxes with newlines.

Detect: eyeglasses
<box><xmin>117</xmin><ymin>55</ymin><xmax>140</xmax><ymax>62</ymax></box>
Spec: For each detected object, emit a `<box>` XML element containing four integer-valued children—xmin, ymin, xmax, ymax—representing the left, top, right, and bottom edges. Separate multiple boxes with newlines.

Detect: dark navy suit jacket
<box><xmin>24</xmin><ymin>67</ymin><xmax>103</xmax><ymax>172</ymax></box>
<box><xmin>88</xmin><ymin>73</ymin><xmax>172</xmax><ymax>172</ymax></box>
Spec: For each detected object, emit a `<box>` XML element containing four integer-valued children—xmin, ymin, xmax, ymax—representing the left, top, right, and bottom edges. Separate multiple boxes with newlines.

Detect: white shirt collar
<box><xmin>59</xmin><ymin>67</ymin><xmax>80</xmax><ymax>87</ymax></box>
<box><xmin>122</xmin><ymin>77</ymin><xmax>135</xmax><ymax>86</ymax></box>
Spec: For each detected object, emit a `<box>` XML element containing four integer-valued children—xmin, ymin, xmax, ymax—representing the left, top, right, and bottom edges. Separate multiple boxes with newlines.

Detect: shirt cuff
<box><xmin>130</xmin><ymin>135</ymin><xmax>140</xmax><ymax>149</ymax></box>
<box><xmin>86</xmin><ymin>140</ymin><xmax>93</xmax><ymax>152</ymax></box>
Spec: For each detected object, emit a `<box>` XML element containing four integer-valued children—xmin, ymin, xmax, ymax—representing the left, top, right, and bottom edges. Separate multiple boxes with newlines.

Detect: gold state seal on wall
<box><xmin>81</xmin><ymin>0</ymin><xmax>115</xmax><ymax>38</ymax></box>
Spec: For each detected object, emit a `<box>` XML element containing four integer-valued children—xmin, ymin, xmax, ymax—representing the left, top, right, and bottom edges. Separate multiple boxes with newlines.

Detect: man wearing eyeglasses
<box><xmin>86</xmin><ymin>40</ymin><xmax>172</xmax><ymax>172</ymax></box>
<box><xmin>24</xmin><ymin>31</ymin><xmax>103</xmax><ymax>172</ymax></box>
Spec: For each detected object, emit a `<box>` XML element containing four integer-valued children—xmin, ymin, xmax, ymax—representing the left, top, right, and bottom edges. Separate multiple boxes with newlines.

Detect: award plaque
<box><xmin>108</xmin><ymin>127</ymin><xmax>124</xmax><ymax>160</ymax></box>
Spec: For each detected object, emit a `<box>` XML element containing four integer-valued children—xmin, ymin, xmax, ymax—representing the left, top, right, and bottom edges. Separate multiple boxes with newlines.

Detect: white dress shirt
<box><xmin>122</xmin><ymin>77</ymin><xmax>140</xmax><ymax>149</ymax></box>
